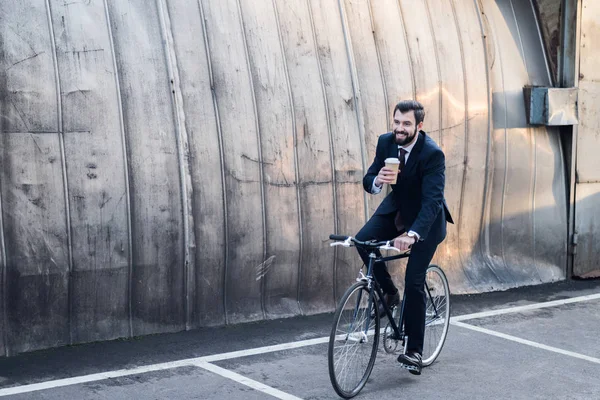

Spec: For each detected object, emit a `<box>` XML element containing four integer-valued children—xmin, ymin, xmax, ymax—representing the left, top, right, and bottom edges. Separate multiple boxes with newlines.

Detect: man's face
<box><xmin>392</xmin><ymin>110</ymin><xmax>422</xmax><ymax>146</ymax></box>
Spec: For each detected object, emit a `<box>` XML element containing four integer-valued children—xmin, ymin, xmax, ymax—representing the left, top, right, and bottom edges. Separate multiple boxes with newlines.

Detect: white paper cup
<box><xmin>384</xmin><ymin>157</ymin><xmax>400</xmax><ymax>184</ymax></box>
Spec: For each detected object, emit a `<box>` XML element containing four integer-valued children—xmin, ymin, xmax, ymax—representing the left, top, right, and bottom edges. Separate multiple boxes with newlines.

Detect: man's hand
<box><xmin>394</xmin><ymin>233</ymin><xmax>416</xmax><ymax>252</ymax></box>
<box><xmin>374</xmin><ymin>166</ymin><xmax>400</xmax><ymax>187</ymax></box>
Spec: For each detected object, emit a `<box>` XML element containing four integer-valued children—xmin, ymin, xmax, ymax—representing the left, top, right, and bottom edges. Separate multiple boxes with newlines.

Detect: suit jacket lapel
<box><xmin>387</xmin><ymin>134</ymin><xmax>398</xmax><ymax>159</ymax></box>
<box><xmin>402</xmin><ymin>131</ymin><xmax>425</xmax><ymax>175</ymax></box>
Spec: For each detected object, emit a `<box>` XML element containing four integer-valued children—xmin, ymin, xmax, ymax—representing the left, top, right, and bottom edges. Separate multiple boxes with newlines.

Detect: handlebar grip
<box><xmin>329</xmin><ymin>234</ymin><xmax>349</xmax><ymax>241</ymax></box>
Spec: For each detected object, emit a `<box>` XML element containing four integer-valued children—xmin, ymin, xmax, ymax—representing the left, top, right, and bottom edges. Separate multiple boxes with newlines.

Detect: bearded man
<box><xmin>355</xmin><ymin>100</ymin><xmax>454</xmax><ymax>375</ymax></box>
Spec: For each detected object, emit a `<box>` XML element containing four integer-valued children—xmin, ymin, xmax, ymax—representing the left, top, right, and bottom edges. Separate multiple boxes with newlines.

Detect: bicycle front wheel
<box><xmin>422</xmin><ymin>264</ymin><xmax>450</xmax><ymax>366</ymax></box>
<box><xmin>328</xmin><ymin>281</ymin><xmax>379</xmax><ymax>399</ymax></box>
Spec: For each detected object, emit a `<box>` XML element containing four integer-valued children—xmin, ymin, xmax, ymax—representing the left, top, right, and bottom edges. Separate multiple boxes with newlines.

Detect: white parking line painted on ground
<box><xmin>451</xmin><ymin>292</ymin><xmax>600</xmax><ymax>322</ymax></box>
<box><xmin>202</xmin><ymin>336</ymin><xmax>330</xmax><ymax>362</ymax></box>
<box><xmin>196</xmin><ymin>361</ymin><xmax>303</xmax><ymax>400</ymax></box>
<box><xmin>452</xmin><ymin>321</ymin><xmax>600</xmax><ymax>365</ymax></box>
<box><xmin>0</xmin><ymin>359</ymin><xmax>196</xmax><ymax>397</ymax></box>
<box><xmin>1</xmin><ymin>291</ymin><xmax>598</xmax><ymax>397</ymax></box>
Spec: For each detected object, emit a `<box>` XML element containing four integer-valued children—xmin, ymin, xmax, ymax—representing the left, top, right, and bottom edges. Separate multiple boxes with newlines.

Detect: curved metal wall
<box><xmin>0</xmin><ymin>0</ymin><xmax>567</xmax><ymax>355</ymax></box>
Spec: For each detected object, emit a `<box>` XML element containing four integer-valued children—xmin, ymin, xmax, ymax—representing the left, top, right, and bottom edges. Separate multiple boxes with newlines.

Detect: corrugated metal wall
<box><xmin>0</xmin><ymin>0</ymin><xmax>567</xmax><ymax>355</ymax></box>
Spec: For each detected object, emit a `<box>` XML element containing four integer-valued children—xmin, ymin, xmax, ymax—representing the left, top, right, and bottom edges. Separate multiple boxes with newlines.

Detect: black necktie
<box><xmin>399</xmin><ymin>148</ymin><xmax>407</xmax><ymax>173</ymax></box>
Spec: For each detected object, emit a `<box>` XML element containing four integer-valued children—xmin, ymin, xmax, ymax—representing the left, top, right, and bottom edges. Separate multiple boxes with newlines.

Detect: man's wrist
<box><xmin>407</xmin><ymin>231</ymin><xmax>420</xmax><ymax>241</ymax></box>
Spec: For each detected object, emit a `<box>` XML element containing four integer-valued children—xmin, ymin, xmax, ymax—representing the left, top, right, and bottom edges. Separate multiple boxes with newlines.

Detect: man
<box><xmin>355</xmin><ymin>100</ymin><xmax>453</xmax><ymax>375</ymax></box>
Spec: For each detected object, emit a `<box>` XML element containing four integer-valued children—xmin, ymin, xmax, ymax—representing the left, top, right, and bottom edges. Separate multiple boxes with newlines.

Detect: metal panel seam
<box><xmin>508</xmin><ymin>0</ymin><xmax>529</xmax><ymax>80</ymax></box>
<box><xmin>306</xmin><ymin>0</ymin><xmax>339</xmax><ymax>308</ymax></box>
<box><xmin>511</xmin><ymin>0</ymin><xmax>541</xmax><ymax>280</ymax></box>
<box><xmin>366</xmin><ymin>0</ymin><xmax>390</xmax><ymax>128</ymax></box>
<box><xmin>396</xmin><ymin>0</ymin><xmax>417</xmax><ymax>99</ymax></box>
<box><xmin>565</xmin><ymin>0</ymin><xmax>582</xmax><ymax>277</ymax></box>
<box><xmin>45</xmin><ymin>0</ymin><xmax>74</xmax><ymax>345</ymax></box>
<box><xmin>272</xmin><ymin>0</ymin><xmax>304</xmax><ymax>314</ymax></box>
<box><xmin>235</xmin><ymin>0</ymin><xmax>268</xmax><ymax>320</ymax></box>
<box><xmin>337</xmin><ymin>0</ymin><xmax>370</xmax><ymax>223</ymax></box>
<box><xmin>197</xmin><ymin>0</ymin><xmax>229</xmax><ymax>325</ymax></box>
<box><xmin>156</xmin><ymin>0</ymin><xmax>194</xmax><ymax>330</ymax></box>
<box><xmin>474</xmin><ymin>0</ymin><xmax>502</xmax><ymax>280</ymax></box>
<box><xmin>0</xmin><ymin>147</ymin><xmax>7</xmax><ymax>356</ymax></box>
<box><xmin>424</xmin><ymin>0</ymin><xmax>444</xmax><ymax>149</ymax></box>
<box><xmin>486</xmin><ymin>0</ymin><xmax>512</xmax><ymax>284</ymax></box>
<box><xmin>450</xmin><ymin>0</ymin><xmax>474</xmax><ymax>287</ymax></box>
<box><xmin>103</xmin><ymin>0</ymin><xmax>134</xmax><ymax>336</ymax></box>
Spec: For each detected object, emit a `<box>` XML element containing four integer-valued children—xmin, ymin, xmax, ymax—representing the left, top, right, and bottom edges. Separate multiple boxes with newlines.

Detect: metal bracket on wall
<box><xmin>523</xmin><ymin>86</ymin><xmax>579</xmax><ymax>126</ymax></box>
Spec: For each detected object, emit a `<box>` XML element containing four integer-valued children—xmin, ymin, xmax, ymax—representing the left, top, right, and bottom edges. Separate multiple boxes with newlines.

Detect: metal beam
<box><xmin>559</xmin><ymin>0</ymin><xmax>582</xmax><ymax>278</ymax></box>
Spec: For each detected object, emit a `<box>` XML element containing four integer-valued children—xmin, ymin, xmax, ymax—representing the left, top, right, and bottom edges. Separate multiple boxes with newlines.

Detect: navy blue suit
<box><xmin>356</xmin><ymin>130</ymin><xmax>453</xmax><ymax>354</ymax></box>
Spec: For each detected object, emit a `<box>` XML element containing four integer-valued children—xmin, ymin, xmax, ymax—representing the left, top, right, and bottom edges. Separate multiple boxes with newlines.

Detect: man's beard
<box><xmin>394</xmin><ymin>127</ymin><xmax>418</xmax><ymax>146</ymax></box>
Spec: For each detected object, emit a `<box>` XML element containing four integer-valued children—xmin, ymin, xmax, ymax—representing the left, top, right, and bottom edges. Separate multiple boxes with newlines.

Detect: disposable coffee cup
<box><xmin>384</xmin><ymin>157</ymin><xmax>400</xmax><ymax>184</ymax></box>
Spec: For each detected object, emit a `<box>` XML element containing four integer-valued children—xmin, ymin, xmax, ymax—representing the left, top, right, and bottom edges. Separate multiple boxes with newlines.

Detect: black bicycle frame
<box><xmin>362</xmin><ymin>250</ymin><xmax>410</xmax><ymax>340</ymax></box>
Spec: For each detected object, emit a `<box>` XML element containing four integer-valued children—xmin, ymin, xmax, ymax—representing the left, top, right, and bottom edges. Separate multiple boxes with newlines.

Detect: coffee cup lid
<box><xmin>384</xmin><ymin>157</ymin><xmax>400</xmax><ymax>164</ymax></box>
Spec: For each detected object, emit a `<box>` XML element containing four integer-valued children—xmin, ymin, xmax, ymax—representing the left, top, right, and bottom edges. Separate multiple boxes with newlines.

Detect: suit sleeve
<box><xmin>410</xmin><ymin>149</ymin><xmax>445</xmax><ymax>240</ymax></box>
<box><xmin>363</xmin><ymin>136</ymin><xmax>385</xmax><ymax>193</ymax></box>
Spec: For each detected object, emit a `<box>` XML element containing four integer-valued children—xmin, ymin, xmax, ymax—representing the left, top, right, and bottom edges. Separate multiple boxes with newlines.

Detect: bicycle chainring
<box><xmin>383</xmin><ymin>322</ymin><xmax>400</xmax><ymax>354</ymax></box>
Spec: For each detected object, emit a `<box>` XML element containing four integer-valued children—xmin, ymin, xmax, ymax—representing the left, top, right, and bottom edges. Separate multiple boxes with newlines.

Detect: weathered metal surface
<box><xmin>339</xmin><ymin>0</ymin><xmax>387</xmax><ymax>220</ymax></box>
<box><xmin>105</xmin><ymin>0</ymin><xmax>185</xmax><ymax>335</ymax></box>
<box><xmin>0</xmin><ymin>1</ymin><xmax>70</xmax><ymax>355</ymax></box>
<box><xmin>237</xmin><ymin>0</ymin><xmax>301</xmax><ymax>318</ymax></box>
<box><xmin>425</xmin><ymin>0</ymin><xmax>468</xmax><ymax>291</ymax></box>
<box><xmin>1</xmin><ymin>134</ymin><xmax>70</xmax><ymax>355</ymax></box>
<box><xmin>274</xmin><ymin>0</ymin><xmax>337</xmax><ymax>315</ymax></box>
<box><xmin>310</xmin><ymin>0</ymin><xmax>366</xmax><ymax>302</ymax></box>
<box><xmin>49</xmin><ymin>0</ymin><xmax>131</xmax><ymax>344</ymax></box>
<box><xmin>0</xmin><ymin>0</ymin><xmax>574</xmax><ymax>354</ymax></box>
<box><xmin>451</xmin><ymin>0</ymin><xmax>494</xmax><ymax>293</ymax></box>
<box><xmin>201</xmin><ymin>0</ymin><xmax>266</xmax><ymax>324</ymax></box>
<box><xmin>483</xmin><ymin>0</ymin><xmax>566</xmax><ymax>289</ymax></box>
<box><xmin>165</xmin><ymin>0</ymin><xmax>226</xmax><ymax>327</ymax></box>
<box><xmin>574</xmin><ymin>0</ymin><xmax>600</xmax><ymax>277</ymax></box>
<box><xmin>364</xmin><ymin>0</ymin><xmax>414</xmax><ymax>289</ymax></box>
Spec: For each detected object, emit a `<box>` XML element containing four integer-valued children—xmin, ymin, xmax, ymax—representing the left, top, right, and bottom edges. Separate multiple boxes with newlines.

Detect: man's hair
<box><xmin>393</xmin><ymin>100</ymin><xmax>425</xmax><ymax>125</ymax></box>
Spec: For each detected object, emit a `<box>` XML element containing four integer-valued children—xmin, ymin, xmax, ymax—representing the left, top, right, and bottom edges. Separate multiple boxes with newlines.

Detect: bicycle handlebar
<box><xmin>328</xmin><ymin>234</ymin><xmax>405</xmax><ymax>253</ymax></box>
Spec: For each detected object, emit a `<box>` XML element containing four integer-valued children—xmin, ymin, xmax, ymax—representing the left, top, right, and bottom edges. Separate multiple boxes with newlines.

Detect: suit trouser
<box><xmin>355</xmin><ymin>213</ymin><xmax>439</xmax><ymax>354</ymax></box>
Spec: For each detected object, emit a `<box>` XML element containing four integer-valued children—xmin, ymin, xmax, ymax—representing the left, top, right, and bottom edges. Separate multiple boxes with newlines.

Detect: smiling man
<box><xmin>355</xmin><ymin>100</ymin><xmax>453</xmax><ymax>375</ymax></box>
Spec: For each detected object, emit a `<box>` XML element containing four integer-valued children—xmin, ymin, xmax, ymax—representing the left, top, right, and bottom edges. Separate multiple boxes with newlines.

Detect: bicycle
<box><xmin>327</xmin><ymin>234</ymin><xmax>450</xmax><ymax>399</ymax></box>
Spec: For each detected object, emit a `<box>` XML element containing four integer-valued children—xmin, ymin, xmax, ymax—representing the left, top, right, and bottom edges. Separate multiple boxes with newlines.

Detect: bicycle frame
<box><xmin>360</xmin><ymin>249</ymin><xmax>442</xmax><ymax>344</ymax></box>
<box><xmin>363</xmin><ymin>250</ymin><xmax>409</xmax><ymax>341</ymax></box>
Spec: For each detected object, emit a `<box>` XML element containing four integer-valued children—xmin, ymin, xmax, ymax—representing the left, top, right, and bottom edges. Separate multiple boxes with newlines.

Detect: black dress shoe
<box><xmin>397</xmin><ymin>352</ymin><xmax>422</xmax><ymax>375</ymax></box>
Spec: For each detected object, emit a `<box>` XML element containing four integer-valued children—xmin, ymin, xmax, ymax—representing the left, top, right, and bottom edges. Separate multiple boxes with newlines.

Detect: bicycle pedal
<box><xmin>399</xmin><ymin>363</ymin><xmax>419</xmax><ymax>372</ymax></box>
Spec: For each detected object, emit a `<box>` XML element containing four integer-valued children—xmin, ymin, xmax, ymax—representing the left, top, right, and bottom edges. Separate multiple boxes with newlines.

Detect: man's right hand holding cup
<box><xmin>375</xmin><ymin>157</ymin><xmax>401</xmax><ymax>187</ymax></box>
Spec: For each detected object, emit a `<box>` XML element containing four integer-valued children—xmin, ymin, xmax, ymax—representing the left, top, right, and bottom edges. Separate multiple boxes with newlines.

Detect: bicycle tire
<box><xmin>328</xmin><ymin>281</ymin><xmax>380</xmax><ymax>399</ymax></box>
<box><xmin>421</xmin><ymin>264</ymin><xmax>450</xmax><ymax>366</ymax></box>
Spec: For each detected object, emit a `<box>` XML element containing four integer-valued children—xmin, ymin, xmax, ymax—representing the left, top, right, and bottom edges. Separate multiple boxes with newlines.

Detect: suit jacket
<box><xmin>363</xmin><ymin>131</ymin><xmax>454</xmax><ymax>244</ymax></box>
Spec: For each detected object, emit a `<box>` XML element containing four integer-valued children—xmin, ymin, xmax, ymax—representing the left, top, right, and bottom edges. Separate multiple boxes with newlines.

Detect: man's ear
<box><xmin>417</xmin><ymin>121</ymin><xmax>424</xmax><ymax>131</ymax></box>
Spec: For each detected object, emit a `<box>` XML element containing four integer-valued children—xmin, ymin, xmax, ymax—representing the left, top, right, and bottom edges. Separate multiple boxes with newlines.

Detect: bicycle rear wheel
<box><xmin>421</xmin><ymin>265</ymin><xmax>450</xmax><ymax>366</ymax></box>
<box><xmin>328</xmin><ymin>281</ymin><xmax>379</xmax><ymax>399</ymax></box>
